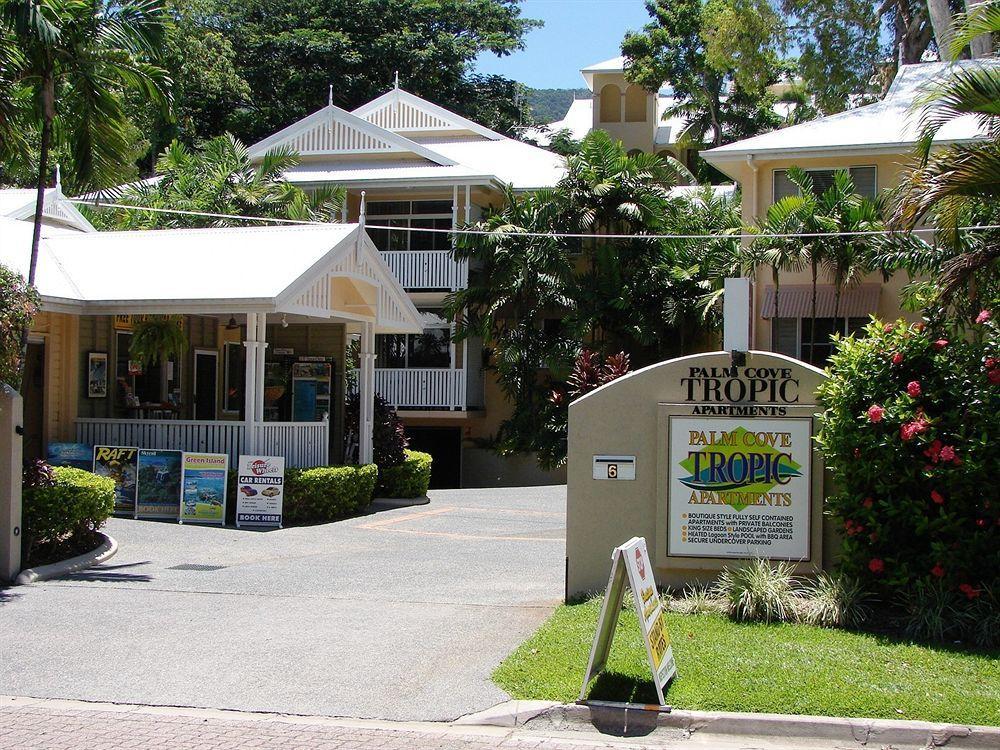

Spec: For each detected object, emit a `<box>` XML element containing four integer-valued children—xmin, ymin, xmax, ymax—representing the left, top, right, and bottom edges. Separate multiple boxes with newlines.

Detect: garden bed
<box><xmin>493</xmin><ymin>597</ymin><xmax>1000</xmax><ymax>727</ymax></box>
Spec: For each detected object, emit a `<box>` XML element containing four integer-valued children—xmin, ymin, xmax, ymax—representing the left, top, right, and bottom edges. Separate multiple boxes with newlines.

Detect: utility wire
<box><xmin>72</xmin><ymin>198</ymin><xmax>1000</xmax><ymax>241</ymax></box>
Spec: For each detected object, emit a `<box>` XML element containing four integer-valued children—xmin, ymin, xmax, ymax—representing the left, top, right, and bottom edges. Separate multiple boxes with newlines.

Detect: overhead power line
<box><xmin>72</xmin><ymin>198</ymin><xmax>1000</xmax><ymax>241</ymax></box>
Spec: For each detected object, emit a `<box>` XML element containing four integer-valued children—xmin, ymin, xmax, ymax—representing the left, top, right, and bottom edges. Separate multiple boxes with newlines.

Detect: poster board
<box><xmin>667</xmin><ymin>416</ymin><xmax>812</xmax><ymax>559</ymax></box>
<box><xmin>580</xmin><ymin>537</ymin><xmax>676</xmax><ymax>705</ymax></box>
<box><xmin>136</xmin><ymin>449</ymin><xmax>183</xmax><ymax>519</ymax></box>
<box><xmin>179</xmin><ymin>453</ymin><xmax>228</xmax><ymax>525</ymax></box>
<box><xmin>48</xmin><ymin>442</ymin><xmax>93</xmax><ymax>470</ymax></box>
<box><xmin>236</xmin><ymin>455</ymin><xmax>284</xmax><ymax>528</ymax></box>
<box><xmin>93</xmin><ymin>446</ymin><xmax>139</xmax><ymax>516</ymax></box>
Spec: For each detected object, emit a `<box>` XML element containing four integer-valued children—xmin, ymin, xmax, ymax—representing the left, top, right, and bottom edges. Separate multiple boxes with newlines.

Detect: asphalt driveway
<box><xmin>0</xmin><ymin>485</ymin><xmax>566</xmax><ymax>721</ymax></box>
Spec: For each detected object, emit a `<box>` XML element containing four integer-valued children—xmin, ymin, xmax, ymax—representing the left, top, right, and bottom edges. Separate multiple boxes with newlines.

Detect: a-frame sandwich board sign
<box><xmin>579</xmin><ymin>537</ymin><xmax>677</xmax><ymax>706</ymax></box>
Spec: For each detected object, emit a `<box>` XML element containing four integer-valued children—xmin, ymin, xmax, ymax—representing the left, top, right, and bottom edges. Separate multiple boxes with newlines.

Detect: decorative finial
<box><xmin>54</xmin><ymin>163</ymin><xmax>61</xmax><ymax>192</ymax></box>
<box><xmin>359</xmin><ymin>191</ymin><xmax>366</xmax><ymax>227</ymax></box>
<box><xmin>328</xmin><ymin>84</ymin><xmax>333</xmax><ymax>107</ymax></box>
<box><xmin>393</xmin><ymin>71</ymin><xmax>399</xmax><ymax>90</ymax></box>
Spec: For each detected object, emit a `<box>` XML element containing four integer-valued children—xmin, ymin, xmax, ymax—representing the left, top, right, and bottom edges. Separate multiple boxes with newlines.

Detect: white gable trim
<box><xmin>247</xmin><ymin>104</ymin><xmax>456</xmax><ymax>165</ymax></box>
<box><xmin>353</xmin><ymin>88</ymin><xmax>503</xmax><ymax>141</ymax></box>
<box><xmin>7</xmin><ymin>188</ymin><xmax>96</xmax><ymax>233</ymax></box>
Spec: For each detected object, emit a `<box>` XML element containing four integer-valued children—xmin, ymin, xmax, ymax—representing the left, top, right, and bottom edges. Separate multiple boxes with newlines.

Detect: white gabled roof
<box><xmin>247</xmin><ymin>103</ymin><xmax>456</xmax><ymax>165</ymax></box>
<box><xmin>0</xmin><ymin>217</ymin><xmax>421</xmax><ymax>333</ymax></box>
<box><xmin>352</xmin><ymin>87</ymin><xmax>503</xmax><ymax>140</ymax></box>
<box><xmin>423</xmin><ymin>137</ymin><xmax>566</xmax><ymax>190</ymax></box>
<box><xmin>531</xmin><ymin>95</ymin><xmax>691</xmax><ymax>148</ymax></box>
<box><xmin>703</xmin><ymin>61</ymin><xmax>999</xmax><ymax>161</ymax></box>
<box><xmin>581</xmin><ymin>55</ymin><xmax>626</xmax><ymax>91</ymax></box>
<box><xmin>1</xmin><ymin>187</ymin><xmax>96</xmax><ymax>232</ymax></box>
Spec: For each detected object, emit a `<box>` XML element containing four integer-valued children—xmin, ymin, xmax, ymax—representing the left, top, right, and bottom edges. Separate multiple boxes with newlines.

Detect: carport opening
<box><xmin>405</xmin><ymin>426</ymin><xmax>461</xmax><ymax>489</ymax></box>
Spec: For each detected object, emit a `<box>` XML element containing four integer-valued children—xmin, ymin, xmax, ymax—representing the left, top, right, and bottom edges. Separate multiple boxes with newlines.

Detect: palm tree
<box><xmin>892</xmin><ymin>7</ymin><xmax>1000</xmax><ymax>305</ymax></box>
<box><xmin>92</xmin><ymin>134</ymin><xmax>345</xmax><ymax>229</ymax></box>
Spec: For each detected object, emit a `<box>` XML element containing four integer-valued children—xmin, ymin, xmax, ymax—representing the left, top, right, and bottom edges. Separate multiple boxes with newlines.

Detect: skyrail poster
<box><xmin>668</xmin><ymin>417</ymin><xmax>812</xmax><ymax>559</ymax></box>
<box><xmin>136</xmin><ymin>449</ymin><xmax>183</xmax><ymax>519</ymax></box>
<box><xmin>236</xmin><ymin>455</ymin><xmax>284</xmax><ymax>528</ymax></box>
<box><xmin>179</xmin><ymin>453</ymin><xmax>228</xmax><ymax>525</ymax></box>
<box><xmin>93</xmin><ymin>446</ymin><xmax>139</xmax><ymax>516</ymax></box>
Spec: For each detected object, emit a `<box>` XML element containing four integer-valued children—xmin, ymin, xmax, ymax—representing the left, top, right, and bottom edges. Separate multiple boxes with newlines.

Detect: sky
<box><xmin>475</xmin><ymin>0</ymin><xmax>652</xmax><ymax>89</ymax></box>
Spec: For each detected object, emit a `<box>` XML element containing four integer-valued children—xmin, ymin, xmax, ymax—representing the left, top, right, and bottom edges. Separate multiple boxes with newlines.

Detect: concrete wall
<box><xmin>462</xmin><ymin>448</ymin><xmax>566</xmax><ymax>488</ymax></box>
<box><xmin>566</xmin><ymin>350</ymin><xmax>830</xmax><ymax>598</ymax></box>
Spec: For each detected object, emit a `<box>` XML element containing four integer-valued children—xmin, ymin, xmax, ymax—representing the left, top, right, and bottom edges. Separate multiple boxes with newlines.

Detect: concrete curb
<box><xmin>371</xmin><ymin>496</ymin><xmax>431</xmax><ymax>508</ymax></box>
<box><xmin>483</xmin><ymin>701</ymin><xmax>1000</xmax><ymax>748</ymax></box>
<box><xmin>15</xmin><ymin>532</ymin><xmax>118</xmax><ymax>585</ymax></box>
<box><xmin>454</xmin><ymin>700</ymin><xmax>562</xmax><ymax>728</ymax></box>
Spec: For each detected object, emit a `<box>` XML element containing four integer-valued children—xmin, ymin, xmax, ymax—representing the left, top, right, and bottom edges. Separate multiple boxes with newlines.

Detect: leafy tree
<box><xmin>525</xmin><ymin>87</ymin><xmax>590</xmax><ymax>124</ymax></box>
<box><xmin>889</xmin><ymin>8</ymin><xmax>1000</xmax><ymax>313</ymax></box>
<box><xmin>622</xmin><ymin>0</ymin><xmax>784</xmax><ymax>148</ymax></box>
<box><xmin>0</xmin><ymin>263</ymin><xmax>39</xmax><ymax>388</ymax></box>
<box><xmin>206</xmin><ymin>0</ymin><xmax>539</xmax><ymax>142</ymax></box>
<box><xmin>2</xmin><ymin>0</ymin><xmax>170</xmax><ymax>384</ymax></box>
<box><xmin>87</xmin><ymin>133</ymin><xmax>345</xmax><ymax>229</ymax></box>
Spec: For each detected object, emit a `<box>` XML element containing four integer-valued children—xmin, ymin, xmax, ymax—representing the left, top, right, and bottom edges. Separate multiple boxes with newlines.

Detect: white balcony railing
<box><xmin>75</xmin><ymin>418</ymin><xmax>329</xmax><ymax>468</ymax></box>
<box><xmin>381</xmin><ymin>251</ymin><xmax>467</xmax><ymax>291</ymax></box>
<box><xmin>364</xmin><ymin>368</ymin><xmax>467</xmax><ymax>410</ymax></box>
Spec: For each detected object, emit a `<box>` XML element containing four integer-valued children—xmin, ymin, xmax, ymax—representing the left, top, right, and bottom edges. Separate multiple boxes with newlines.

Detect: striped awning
<box><xmin>762</xmin><ymin>284</ymin><xmax>881</xmax><ymax>319</ymax></box>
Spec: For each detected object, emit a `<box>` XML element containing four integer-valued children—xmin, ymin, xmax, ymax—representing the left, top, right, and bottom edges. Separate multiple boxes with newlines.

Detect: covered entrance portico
<box><xmin>3</xmin><ymin>218</ymin><xmax>422</xmax><ymax>468</ymax></box>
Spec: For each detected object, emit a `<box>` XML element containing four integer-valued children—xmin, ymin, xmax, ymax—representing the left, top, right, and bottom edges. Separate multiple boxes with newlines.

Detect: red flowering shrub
<box><xmin>1</xmin><ymin>263</ymin><xmax>40</xmax><ymax>387</ymax></box>
<box><xmin>817</xmin><ymin>315</ymin><xmax>999</xmax><ymax>638</ymax></box>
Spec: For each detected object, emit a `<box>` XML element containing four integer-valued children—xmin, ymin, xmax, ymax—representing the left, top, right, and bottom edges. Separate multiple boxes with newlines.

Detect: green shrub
<box><xmin>714</xmin><ymin>558</ymin><xmax>798</xmax><ymax>623</ymax></box>
<box><xmin>377</xmin><ymin>450</ymin><xmax>432</xmax><ymax>498</ymax></box>
<box><xmin>226</xmin><ymin>464</ymin><xmax>377</xmax><ymax>526</ymax></box>
<box><xmin>799</xmin><ymin>573</ymin><xmax>873</xmax><ymax>628</ymax></box>
<box><xmin>960</xmin><ymin>582</ymin><xmax>999</xmax><ymax>649</ymax></box>
<box><xmin>22</xmin><ymin>466</ymin><xmax>114</xmax><ymax>561</ymax></box>
<box><xmin>817</xmin><ymin>314</ymin><xmax>999</xmax><ymax>638</ymax></box>
<box><xmin>669</xmin><ymin>584</ymin><xmax>724</xmax><ymax>615</ymax></box>
<box><xmin>282</xmin><ymin>464</ymin><xmax>377</xmax><ymax>525</ymax></box>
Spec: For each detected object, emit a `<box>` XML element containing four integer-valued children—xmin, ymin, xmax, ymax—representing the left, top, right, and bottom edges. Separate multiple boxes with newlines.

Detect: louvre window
<box><xmin>772</xmin><ymin>166</ymin><xmax>877</xmax><ymax>203</ymax></box>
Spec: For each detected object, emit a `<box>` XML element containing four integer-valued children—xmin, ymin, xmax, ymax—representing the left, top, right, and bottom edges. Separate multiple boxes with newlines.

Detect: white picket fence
<box><xmin>75</xmin><ymin>418</ymin><xmax>329</xmax><ymax>467</ymax></box>
<box><xmin>381</xmin><ymin>251</ymin><xmax>467</xmax><ymax>290</ymax></box>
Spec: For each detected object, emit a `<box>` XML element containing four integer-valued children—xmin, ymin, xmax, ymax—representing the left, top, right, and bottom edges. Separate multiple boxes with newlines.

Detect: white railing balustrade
<box><xmin>349</xmin><ymin>368</ymin><xmax>467</xmax><ymax>409</ymax></box>
<box><xmin>381</xmin><ymin>251</ymin><xmax>467</xmax><ymax>291</ymax></box>
<box><xmin>75</xmin><ymin>418</ymin><xmax>329</xmax><ymax>468</ymax></box>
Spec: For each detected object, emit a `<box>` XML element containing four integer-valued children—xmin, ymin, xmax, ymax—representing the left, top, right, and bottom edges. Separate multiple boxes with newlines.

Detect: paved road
<box><xmin>0</xmin><ymin>696</ymin><xmax>855</xmax><ymax>750</ymax></box>
<box><xmin>0</xmin><ymin>486</ymin><xmax>566</xmax><ymax>721</ymax></box>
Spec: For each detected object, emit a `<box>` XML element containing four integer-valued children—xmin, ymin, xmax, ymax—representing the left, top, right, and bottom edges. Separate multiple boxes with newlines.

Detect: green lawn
<box><xmin>494</xmin><ymin>597</ymin><xmax>1000</xmax><ymax>727</ymax></box>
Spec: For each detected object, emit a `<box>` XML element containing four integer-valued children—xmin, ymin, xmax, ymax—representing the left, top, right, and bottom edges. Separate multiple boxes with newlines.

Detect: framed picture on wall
<box><xmin>88</xmin><ymin>352</ymin><xmax>108</xmax><ymax>398</ymax></box>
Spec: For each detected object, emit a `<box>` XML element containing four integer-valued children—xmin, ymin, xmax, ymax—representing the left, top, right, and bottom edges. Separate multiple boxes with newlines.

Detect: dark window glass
<box><xmin>411</xmin><ymin>217</ymin><xmax>452</xmax><ymax>251</ymax></box>
<box><xmin>412</xmin><ymin>200</ymin><xmax>452</xmax><ymax>215</ymax></box>
<box><xmin>224</xmin><ymin>342</ymin><xmax>244</xmax><ymax>414</ymax></box>
<box><xmin>387</xmin><ymin>218</ymin><xmax>409</xmax><ymax>251</ymax></box>
<box><xmin>368</xmin><ymin>227</ymin><xmax>390</xmax><ymax>252</ymax></box>
<box><xmin>367</xmin><ymin>201</ymin><xmax>410</xmax><ymax>216</ymax></box>
<box><xmin>408</xmin><ymin>329</ymin><xmax>451</xmax><ymax>368</ymax></box>
<box><xmin>376</xmin><ymin>334</ymin><xmax>407</xmax><ymax>368</ymax></box>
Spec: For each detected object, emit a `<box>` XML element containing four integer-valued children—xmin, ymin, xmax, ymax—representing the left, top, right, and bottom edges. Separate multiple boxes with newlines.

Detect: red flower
<box><xmin>931</xmin><ymin>564</ymin><xmax>945</xmax><ymax>578</ymax></box>
<box><xmin>891</xmin><ymin>351</ymin><xmax>904</xmax><ymax>365</ymax></box>
<box><xmin>987</xmin><ymin>358</ymin><xmax>998</xmax><ymax>369</ymax></box>
<box><xmin>868</xmin><ymin>558</ymin><xmax>885</xmax><ymax>574</ymax></box>
<box><xmin>931</xmin><ymin>490</ymin><xmax>945</xmax><ymax>505</ymax></box>
<box><xmin>977</xmin><ymin>518</ymin><xmax>988</xmax><ymax>528</ymax></box>
<box><xmin>976</xmin><ymin>310</ymin><xmax>991</xmax><ymax>324</ymax></box>
<box><xmin>869</xmin><ymin>531</ymin><xmax>879</xmax><ymax>543</ymax></box>
<box><xmin>933</xmin><ymin>339</ymin><xmax>948</xmax><ymax>350</ymax></box>
<box><xmin>906</xmin><ymin>380</ymin><xmax>922</xmax><ymax>397</ymax></box>
<box><xmin>900</xmin><ymin>418</ymin><xmax>929</xmax><ymax>441</ymax></box>
<box><xmin>959</xmin><ymin>583</ymin><xmax>981</xmax><ymax>600</ymax></box>
<box><xmin>883</xmin><ymin>323</ymin><xmax>894</xmax><ymax>333</ymax></box>
<box><xmin>867</xmin><ymin>404</ymin><xmax>885</xmax><ymax>423</ymax></box>
<box><xmin>863</xmin><ymin>497</ymin><xmax>873</xmax><ymax>509</ymax></box>
<box><xmin>989</xmin><ymin>369</ymin><xmax>1000</xmax><ymax>385</ymax></box>
<box><xmin>914</xmin><ymin>322</ymin><xmax>926</xmax><ymax>333</ymax></box>
<box><xmin>923</xmin><ymin>440</ymin><xmax>942</xmax><ymax>461</ymax></box>
<box><xmin>938</xmin><ymin>445</ymin><xmax>956</xmax><ymax>463</ymax></box>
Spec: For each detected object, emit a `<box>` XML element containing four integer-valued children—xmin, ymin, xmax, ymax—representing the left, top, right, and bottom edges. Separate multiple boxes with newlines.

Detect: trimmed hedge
<box><xmin>226</xmin><ymin>463</ymin><xmax>378</xmax><ymax>526</ymax></box>
<box><xmin>22</xmin><ymin>466</ymin><xmax>115</xmax><ymax>559</ymax></box>
<box><xmin>377</xmin><ymin>450</ymin><xmax>432</xmax><ymax>498</ymax></box>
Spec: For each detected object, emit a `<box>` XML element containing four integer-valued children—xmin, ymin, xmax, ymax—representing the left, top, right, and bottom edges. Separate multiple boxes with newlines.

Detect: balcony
<box><xmin>381</xmin><ymin>251</ymin><xmax>467</xmax><ymax>291</ymax></box>
<box><xmin>354</xmin><ymin>368</ymin><xmax>468</xmax><ymax>411</ymax></box>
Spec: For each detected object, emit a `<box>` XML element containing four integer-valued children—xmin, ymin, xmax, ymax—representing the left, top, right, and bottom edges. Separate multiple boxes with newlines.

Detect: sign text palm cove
<box><xmin>682</xmin><ymin>364</ymin><xmax>798</xmax><ymax>416</ymax></box>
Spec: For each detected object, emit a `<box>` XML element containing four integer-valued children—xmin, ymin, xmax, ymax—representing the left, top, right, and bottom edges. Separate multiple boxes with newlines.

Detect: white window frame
<box><xmin>367</xmin><ymin>200</ymin><xmax>453</xmax><ymax>252</ymax></box>
<box><xmin>771</xmin><ymin>165</ymin><xmax>878</xmax><ymax>204</ymax></box>
<box><xmin>771</xmin><ymin>315</ymin><xmax>868</xmax><ymax>361</ymax></box>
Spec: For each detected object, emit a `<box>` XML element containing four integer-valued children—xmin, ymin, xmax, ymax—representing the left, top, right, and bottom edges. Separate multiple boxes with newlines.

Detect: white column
<box><xmin>243</xmin><ymin>313</ymin><xmax>257</xmax><ymax>454</ymax></box>
<box><xmin>254</xmin><ymin>313</ymin><xmax>268</xmax><ymax>423</ymax></box>
<box><xmin>0</xmin><ymin>385</ymin><xmax>23</xmax><ymax>582</ymax></box>
<box><xmin>359</xmin><ymin>321</ymin><xmax>376</xmax><ymax>465</ymax></box>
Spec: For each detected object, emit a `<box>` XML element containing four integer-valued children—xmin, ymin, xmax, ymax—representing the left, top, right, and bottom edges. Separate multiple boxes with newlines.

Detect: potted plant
<box><xmin>129</xmin><ymin>316</ymin><xmax>188</xmax><ymax>368</ymax></box>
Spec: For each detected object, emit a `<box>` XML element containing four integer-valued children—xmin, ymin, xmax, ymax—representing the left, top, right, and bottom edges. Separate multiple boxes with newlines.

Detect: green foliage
<box><xmin>21</xmin><ymin>465</ymin><xmax>115</xmax><ymax>562</ymax></box>
<box><xmin>525</xmin><ymin>88</ymin><xmax>589</xmax><ymax>124</ymax></box>
<box><xmin>714</xmin><ymin>558</ymin><xmax>798</xmax><ymax>623</ymax></box>
<box><xmin>669</xmin><ymin>584</ymin><xmax>725</xmax><ymax>615</ymax></box>
<box><xmin>0</xmin><ymin>262</ymin><xmax>39</xmax><ymax>387</ymax></box>
<box><xmin>817</xmin><ymin>316</ymin><xmax>1000</xmax><ymax>638</ymax></box>
<box><xmin>86</xmin><ymin>133</ymin><xmax>344</xmax><ymax>229</ymax></box>
<box><xmin>200</xmin><ymin>0</ymin><xmax>538</xmax><ymax>142</ymax></box>
<box><xmin>377</xmin><ymin>450</ymin><xmax>432</xmax><ymax>499</ymax></box>
<box><xmin>799</xmin><ymin>572</ymin><xmax>873</xmax><ymax>628</ymax></box>
<box><xmin>281</xmin><ymin>464</ymin><xmax>378</xmax><ymax>525</ymax></box>
<box><xmin>128</xmin><ymin>315</ymin><xmax>187</xmax><ymax>367</ymax></box>
<box><xmin>344</xmin><ymin>391</ymin><xmax>408</xmax><ymax>468</ymax></box>
<box><xmin>622</xmin><ymin>0</ymin><xmax>783</xmax><ymax>148</ymax></box>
